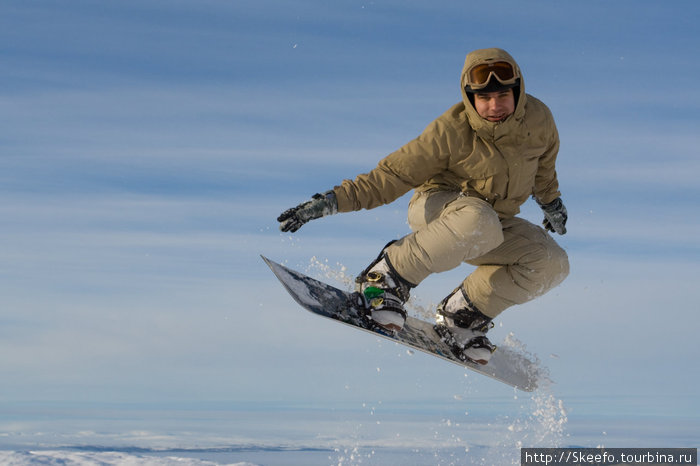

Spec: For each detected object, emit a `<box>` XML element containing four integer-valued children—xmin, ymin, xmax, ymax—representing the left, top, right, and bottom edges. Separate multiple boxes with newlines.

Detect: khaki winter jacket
<box><xmin>333</xmin><ymin>48</ymin><xmax>561</xmax><ymax>219</ymax></box>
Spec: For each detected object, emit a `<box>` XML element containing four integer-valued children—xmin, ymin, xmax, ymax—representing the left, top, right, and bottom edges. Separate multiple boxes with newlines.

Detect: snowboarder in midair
<box><xmin>278</xmin><ymin>48</ymin><xmax>569</xmax><ymax>365</ymax></box>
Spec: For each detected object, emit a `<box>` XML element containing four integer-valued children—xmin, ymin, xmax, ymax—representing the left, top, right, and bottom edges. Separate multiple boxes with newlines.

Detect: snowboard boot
<box><xmin>434</xmin><ymin>287</ymin><xmax>496</xmax><ymax>365</ymax></box>
<box><xmin>356</xmin><ymin>243</ymin><xmax>414</xmax><ymax>333</ymax></box>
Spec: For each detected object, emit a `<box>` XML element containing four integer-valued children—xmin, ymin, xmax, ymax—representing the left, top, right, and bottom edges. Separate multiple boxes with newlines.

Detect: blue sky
<box><xmin>1</xmin><ymin>0</ymin><xmax>699</xmax><ymax>428</ymax></box>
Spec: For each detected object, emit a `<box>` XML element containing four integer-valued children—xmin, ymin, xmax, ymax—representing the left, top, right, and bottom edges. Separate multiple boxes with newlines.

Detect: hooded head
<box><xmin>460</xmin><ymin>48</ymin><xmax>526</xmax><ymax>126</ymax></box>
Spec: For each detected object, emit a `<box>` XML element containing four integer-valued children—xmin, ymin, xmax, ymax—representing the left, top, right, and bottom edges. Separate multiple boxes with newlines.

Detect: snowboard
<box><xmin>262</xmin><ymin>256</ymin><xmax>543</xmax><ymax>392</ymax></box>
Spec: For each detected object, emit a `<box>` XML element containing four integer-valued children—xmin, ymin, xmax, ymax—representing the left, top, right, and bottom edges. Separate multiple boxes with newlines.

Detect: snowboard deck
<box><xmin>262</xmin><ymin>256</ymin><xmax>543</xmax><ymax>392</ymax></box>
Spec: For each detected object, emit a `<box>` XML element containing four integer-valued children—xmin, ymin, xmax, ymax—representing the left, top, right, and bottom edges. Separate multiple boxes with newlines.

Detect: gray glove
<box><xmin>538</xmin><ymin>197</ymin><xmax>568</xmax><ymax>235</ymax></box>
<box><xmin>278</xmin><ymin>190</ymin><xmax>338</xmax><ymax>233</ymax></box>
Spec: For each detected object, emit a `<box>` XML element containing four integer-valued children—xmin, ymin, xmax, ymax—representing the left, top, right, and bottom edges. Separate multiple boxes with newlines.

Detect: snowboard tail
<box><xmin>262</xmin><ymin>255</ymin><xmax>543</xmax><ymax>392</ymax></box>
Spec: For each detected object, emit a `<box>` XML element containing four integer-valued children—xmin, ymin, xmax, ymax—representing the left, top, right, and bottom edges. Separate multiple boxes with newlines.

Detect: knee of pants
<box><xmin>444</xmin><ymin>199</ymin><xmax>504</xmax><ymax>258</ymax></box>
<box><xmin>549</xmin><ymin>245</ymin><xmax>570</xmax><ymax>288</ymax></box>
<box><xmin>388</xmin><ymin>197</ymin><xmax>504</xmax><ymax>284</ymax></box>
<box><xmin>525</xmin><ymin>240</ymin><xmax>570</xmax><ymax>291</ymax></box>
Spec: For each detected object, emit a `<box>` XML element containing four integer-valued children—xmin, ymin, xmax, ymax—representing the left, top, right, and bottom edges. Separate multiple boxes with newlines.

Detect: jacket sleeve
<box><xmin>532</xmin><ymin>112</ymin><xmax>561</xmax><ymax>204</ymax></box>
<box><xmin>333</xmin><ymin>116</ymin><xmax>456</xmax><ymax>213</ymax></box>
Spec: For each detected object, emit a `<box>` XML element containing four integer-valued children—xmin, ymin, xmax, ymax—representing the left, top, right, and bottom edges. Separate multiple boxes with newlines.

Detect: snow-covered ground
<box><xmin>0</xmin><ymin>451</ymin><xmax>255</xmax><ymax>466</ymax></box>
<box><xmin>2</xmin><ymin>392</ymin><xmax>697</xmax><ymax>466</ymax></box>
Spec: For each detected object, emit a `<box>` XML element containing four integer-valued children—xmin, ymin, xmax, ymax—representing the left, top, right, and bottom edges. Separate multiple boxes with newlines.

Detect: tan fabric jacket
<box><xmin>333</xmin><ymin>48</ymin><xmax>561</xmax><ymax>219</ymax></box>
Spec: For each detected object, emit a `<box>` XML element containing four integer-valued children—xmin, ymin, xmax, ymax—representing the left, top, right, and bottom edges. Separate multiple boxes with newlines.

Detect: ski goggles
<box><xmin>465</xmin><ymin>60</ymin><xmax>520</xmax><ymax>90</ymax></box>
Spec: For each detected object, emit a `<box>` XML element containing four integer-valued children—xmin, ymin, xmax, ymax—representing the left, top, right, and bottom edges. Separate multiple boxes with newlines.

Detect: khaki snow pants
<box><xmin>385</xmin><ymin>191</ymin><xmax>569</xmax><ymax>318</ymax></box>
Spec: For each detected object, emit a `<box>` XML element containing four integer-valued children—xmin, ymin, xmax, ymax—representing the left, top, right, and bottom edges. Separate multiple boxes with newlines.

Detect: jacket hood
<box><xmin>460</xmin><ymin>48</ymin><xmax>527</xmax><ymax>134</ymax></box>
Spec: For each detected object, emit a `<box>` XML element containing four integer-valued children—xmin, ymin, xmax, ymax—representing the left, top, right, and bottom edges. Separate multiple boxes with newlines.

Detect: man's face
<box><xmin>473</xmin><ymin>89</ymin><xmax>515</xmax><ymax>122</ymax></box>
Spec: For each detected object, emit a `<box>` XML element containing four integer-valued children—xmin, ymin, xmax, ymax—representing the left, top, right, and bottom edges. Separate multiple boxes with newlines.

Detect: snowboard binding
<box><xmin>354</xmin><ymin>243</ymin><xmax>413</xmax><ymax>334</ymax></box>
<box><xmin>434</xmin><ymin>323</ymin><xmax>497</xmax><ymax>366</ymax></box>
<box><xmin>347</xmin><ymin>291</ymin><xmax>399</xmax><ymax>337</ymax></box>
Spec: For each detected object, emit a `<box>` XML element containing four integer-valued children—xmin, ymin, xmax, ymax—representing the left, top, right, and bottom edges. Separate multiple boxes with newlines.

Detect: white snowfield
<box><xmin>0</xmin><ymin>451</ymin><xmax>257</xmax><ymax>465</ymax></box>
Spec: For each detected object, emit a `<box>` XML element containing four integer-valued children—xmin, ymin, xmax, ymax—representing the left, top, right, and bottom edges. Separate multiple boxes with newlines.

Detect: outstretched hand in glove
<box><xmin>278</xmin><ymin>190</ymin><xmax>338</xmax><ymax>233</ymax></box>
